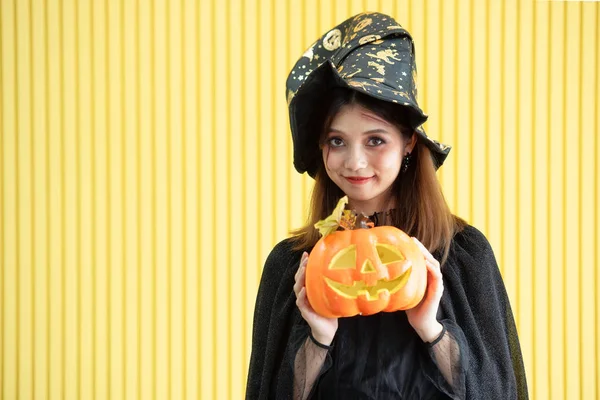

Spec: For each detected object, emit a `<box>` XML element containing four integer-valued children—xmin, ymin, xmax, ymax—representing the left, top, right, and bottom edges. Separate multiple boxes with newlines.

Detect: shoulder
<box><xmin>259</xmin><ymin>238</ymin><xmax>306</xmax><ymax>285</ymax></box>
<box><xmin>444</xmin><ymin>224</ymin><xmax>502</xmax><ymax>284</ymax></box>
<box><xmin>450</xmin><ymin>224</ymin><xmax>497</xmax><ymax>265</ymax></box>
<box><xmin>264</xmin><ymin>238</ymin><xmax>304</xmax><ymax>270</ymax></box>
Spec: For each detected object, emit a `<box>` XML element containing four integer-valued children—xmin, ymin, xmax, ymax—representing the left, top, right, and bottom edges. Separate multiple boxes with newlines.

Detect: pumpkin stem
<box><xmin>314</xmin><ymin>196</ymin><xmax>375</xmax><ymax>236</ymax></box>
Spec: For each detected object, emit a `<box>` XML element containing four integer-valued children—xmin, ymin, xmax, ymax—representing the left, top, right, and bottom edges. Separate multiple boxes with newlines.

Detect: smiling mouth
<box><xmin>324</xmin><ymin>267</ymin><xmax>411</xmax><ymax>301</ymax></box>
<box><xmin>345</xmin><ymin>176</ymin><xmax>373</xmax><ymax>184</ymax></box>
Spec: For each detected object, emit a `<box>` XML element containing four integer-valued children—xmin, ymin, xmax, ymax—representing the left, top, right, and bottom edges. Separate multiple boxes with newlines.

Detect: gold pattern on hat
<box><xmin>366</xmin><ymin>49</ymin><xmax>401</xmax><ymax>65</ymax></box>
<box><xmin>341</xmin><ymin>68</ymin><xmax>362</xmax><ymax>79</ymax></box>
<box><xmin>323</xmin><ymin>29</ymin><xmax>342</xmax><ymax>51</ymax></box>
<box><xmin>353</xmin><ymin>18</ymin><xmax>373</xmax><ymax>32</ymax></box>
<box><xmin>412</xmin><ymin>69</ymin><xmax>418</xmax><ymax>94</ymax></box>
<box><xmin>358</xmin><ymin>34</ymin><xmax>382</xmax><ymax>46</ymax></box>
<box><xmin>302</xmin><ymin>46</ymin><xmax>314</xmax><ymax>62</ymax></box>
<box><xmin>348</xmin><ymin>80</ymin><xmax>369</xmax><ymax>90</ymax></box>
<box><xmin>287</xmin><ymin>89</ymin><xmax>295</xmax><ymax>106</ymax></box>
<box><xmin>392</xmin><ymin>90</ymin><xmax>410</xmax><ymax>98</ymax></box>
<box><xmin>368</xmin><ymin>61</ymin><xmax>385</xmax><ymax>76</ymax></box>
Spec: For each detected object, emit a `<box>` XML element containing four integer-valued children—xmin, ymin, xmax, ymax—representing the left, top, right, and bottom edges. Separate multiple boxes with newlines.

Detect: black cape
<box><xmin>246</xmin><ymin>225</ymin><xmax>528</xmax><ymax>399</ymax></box>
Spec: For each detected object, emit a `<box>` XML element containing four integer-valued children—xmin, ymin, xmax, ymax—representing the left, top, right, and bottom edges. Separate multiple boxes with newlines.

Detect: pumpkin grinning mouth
<box><xmin>324</xmin><ymin>267</ymin><xmax>412</xmax><ymax>301</ymax></box>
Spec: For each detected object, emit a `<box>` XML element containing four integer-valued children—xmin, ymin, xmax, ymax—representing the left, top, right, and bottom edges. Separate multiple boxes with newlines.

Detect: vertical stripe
<box><xmin>499</xmin><ymin>0</ymin><xmax>505</xmax><ymax>278</ymax></box>
<box><xmin>42</xmin><ymin>0</ymin><xmax>53</xmax><ymax>393</ymax></box>
<box><xmin>25</xmin><ymin>0</ymin><xmax>35</xmax><ymax>396</ymax></box>
<box><xmin>74</xmin><ymin>0</ymin><xmax>81</xmax><ymax>397</ymax></box>
<box><xmin>452</xmin><ymin>0</ymin><xmax>458</xmax><ymax>211</ymax></box>
<box><xmin>561</xmin><ymin>5</ymin><xmax>567</xmax><ymax>399</ymax></box>
<box><xmin>578</xmin><ymin>3</ymin><xmax>583</xmax><ymax>395</ymax></box>
<box><xmin>241</xmin><ymin>0</ymin><xmax>248</xmax><ymax>385</ymax></box>
<box><xmin>121</xmin><ymin>0</ymin><xmax>127</xmax><ymax>398</ymax></box>
<box><xmin>59</xmin><ymin>0</ymin><xmax>66</xmax><ymax>396</ymax></box>
<box><xmin>228</xmin><ymin>0</ymin><xmax>234</xmax><ymax>393</ymax></box>
<box><xmin>165</xmin><ymin>1</ymin><xmax>172</xmax><ymax>398</ymax></box>
<box><xmin>256</xmin><ymin>0</ymin><xmax>263</xmax><ymax>303</ymax></box>
<box><xmin>547</xmin><ymin>5</ymin><xmax>552</xmax><ymax>396</ymax></box>
<box><xmin>28</xmin><ymin>0</ymin><xmax>36</xmax><ymax>395</ymax></box>
<box><xmin>181</xmin><ymin>0</ymin><xmax>187</xmax><ymax>397</ymax></box>
<box><xmin>515</xmin><ymin>0</ymin><xmax>521</xmax><ymax>329</ymax></box>
<box><xmin>104</xmin><ymin>0</ymin><xmax>112</xmax><ymax>395</ymax></box>
<box><xmin>194</xmin><ymin>0</ymin><xmax>204</xmax><ymax>396</ymax></box>
<box><xmin>150</xmin><ymin>0</ymin><xmax>157</xmax><ymax>397</ymax></box>
<box><xmin>211</xmin><ymin>0</ymin><xmax>218</xmax><ymax>395</ymax></box>
<box><xmin>0</xmin><ymin>0</ymin><xmax>4</xmax><ymax>392</ymax></box>
<box><xmin>195</xmin><ymin>0</ymin><xmax>202</xmax><ymax>397</ymax></box>
<box><xmin>531</xmin><ymin>1</ymin><xmax>537</xmax><ymax>397</ymax></box>
<box><xmin>89</xmin><ymin>0</ymin><xmax>96</xmax><ymax>396</ymax></box>
<box><xmin>468</xmin><ymin>0</ymin><xmax>473</xmax><ymax>225</ymax></box>
<box><xmin>13</xmin><ymin>0</ymin><xmax>21</xmax><ymax>396</ymax></box>
<box><xmin>135</xmin><ymin>0</ymin><xmax>141</xmax><ymax>398</ymax></box>
<box><xmin>596</xmin><ymin>9</ymin><xmax>600</xmax><ymax>398</ymax></box>
<box><xmin>485</xmin><ymin>0</ymin><xmax>490</xmax><ymax>242</ymax></box>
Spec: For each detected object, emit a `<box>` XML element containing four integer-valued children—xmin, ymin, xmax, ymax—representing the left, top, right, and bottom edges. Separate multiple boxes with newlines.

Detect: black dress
<box><xmin>246</xmin><ymin>223</ymin><xmax>528</xmax><ymax>399</ymax></box>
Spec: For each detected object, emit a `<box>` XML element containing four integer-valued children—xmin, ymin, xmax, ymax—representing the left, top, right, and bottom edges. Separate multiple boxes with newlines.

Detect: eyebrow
<box><xmin>328</xmin><ymin>128</ymin><xmax>391</xmax><ymax>135</ymax></box>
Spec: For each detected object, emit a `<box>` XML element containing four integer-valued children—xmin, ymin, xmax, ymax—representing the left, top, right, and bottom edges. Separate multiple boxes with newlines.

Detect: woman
<box><xmin>246</xmin><ymin>12</ymin><xmax>528</xmax><ymax>399</ymax></box>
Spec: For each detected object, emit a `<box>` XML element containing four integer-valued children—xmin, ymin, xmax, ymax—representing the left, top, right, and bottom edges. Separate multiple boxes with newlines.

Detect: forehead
<box><xmin>330</xmin><ymin>104</ymin><xmax>393</xmax><ymax>127</ymax></box>
<box><xmin>328</xmin><ymin>104</ymin><xmax>397</xmax><ymax>132</ymax></box>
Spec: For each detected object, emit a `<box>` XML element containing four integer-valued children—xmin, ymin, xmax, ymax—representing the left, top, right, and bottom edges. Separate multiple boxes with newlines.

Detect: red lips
<box><xmin>345</xmin><ymin>176</ymin><xmax>372</xmax><ymax>185</ymax></box>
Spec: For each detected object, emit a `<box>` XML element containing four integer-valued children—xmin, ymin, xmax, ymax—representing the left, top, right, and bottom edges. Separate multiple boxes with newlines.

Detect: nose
<box><xmin>344</xmin><ymin>145</ymin><xmax>368</xmax><ymax>171</ymax></box>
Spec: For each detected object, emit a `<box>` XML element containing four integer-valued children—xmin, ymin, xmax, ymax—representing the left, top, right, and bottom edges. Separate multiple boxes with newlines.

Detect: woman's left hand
<box><xmin>405</xmin><ymin>237</ymin><xmax>444</xmax><ymax>343</ymax></box>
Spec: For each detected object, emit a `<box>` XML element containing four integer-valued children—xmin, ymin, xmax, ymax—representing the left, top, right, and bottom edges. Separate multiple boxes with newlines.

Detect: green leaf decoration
<box><xmin>314</xmin><ymin>196</ymin><xmax>348</xmax><ymax>237</ymax></box>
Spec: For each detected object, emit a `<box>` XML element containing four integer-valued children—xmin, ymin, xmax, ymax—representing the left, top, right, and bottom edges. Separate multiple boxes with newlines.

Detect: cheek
<box><xmin>373</xmin><ymin>150</ymin><xmax>402</xmax><ymax>173</ymax></box>
<box><xmin>323</xmin><ymin>147</ymin><xmax>343</xmax><ymax>170</ymax></box>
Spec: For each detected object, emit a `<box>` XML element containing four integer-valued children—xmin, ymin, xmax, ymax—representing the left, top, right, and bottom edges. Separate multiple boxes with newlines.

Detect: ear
<box><xmin>405</xmin><ymin>132</ymin><xmax>417</xmax><ymax>154</ymax></box>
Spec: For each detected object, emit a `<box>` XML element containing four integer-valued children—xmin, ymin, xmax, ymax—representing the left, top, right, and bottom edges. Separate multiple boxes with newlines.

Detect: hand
<box><xmin>294</xmin><ymin>251</ymin><xmax>338</xmax><ymax>346</ymax></box>
<box><xmin>405</xmin><ymin>238</ymin><xmax>444</xmax><ymax>343</ymax></box>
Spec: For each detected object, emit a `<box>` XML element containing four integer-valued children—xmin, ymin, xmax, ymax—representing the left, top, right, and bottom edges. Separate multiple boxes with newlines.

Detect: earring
<box><xmin>402</xmin><ymin>152</ymin><xmax>412</xmax><ymax>173</ymax></box>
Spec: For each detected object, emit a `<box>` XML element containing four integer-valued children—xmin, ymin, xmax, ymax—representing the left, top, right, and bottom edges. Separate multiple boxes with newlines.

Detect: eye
<box><xmin>328</xmin><ymin>137</ymin><xmax>345</xmax><ymax>147</ymax></box>
<box><xmin>367</xmin><ymin>137</ymin><xmax>385</xmax><ymax>146</ymax></box>
<box><xmin>328</xmin><ymin>245</ymin><xmax>356</xmax><ymax>270</ymax></box>
<box><xmin>376</xmin><ymin>244</ymin><xmax>405</xmax><ymax>265</ymax></box>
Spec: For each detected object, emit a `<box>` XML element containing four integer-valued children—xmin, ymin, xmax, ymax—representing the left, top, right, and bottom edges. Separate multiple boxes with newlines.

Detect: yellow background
<box><xmin>1</xmin><ymin>0</ymin><xmax>599</xmax><ymax>399</ymax></box>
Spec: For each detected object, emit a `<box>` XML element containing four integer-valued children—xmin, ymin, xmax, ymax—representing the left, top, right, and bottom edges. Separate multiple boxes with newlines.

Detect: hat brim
<box><xmin>289</xmin><ymin>62</ymin><xmax>450</xmax><ymax>177</ymax></box>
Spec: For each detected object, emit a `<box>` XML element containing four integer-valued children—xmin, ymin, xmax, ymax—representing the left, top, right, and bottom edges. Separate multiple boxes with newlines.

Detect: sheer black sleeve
<box><xmin>435</xmin><ymin>226</ymin><xmax>529</xmax><ymax>399</ymax></box>
<box><xmin>419</xmin><ymin>319</ymin><xmax>468</xmax><ymax>399</ymax></box>
<box><xmin>288</xmin><ymin>315</ymin><xmax>334</xmax><ymax>399</ymax></box>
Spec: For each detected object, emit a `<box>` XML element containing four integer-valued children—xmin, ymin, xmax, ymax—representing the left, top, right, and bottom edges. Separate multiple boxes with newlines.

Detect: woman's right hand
<box><xmin>294</xmin><ymin>251</ymin><xmax>339</xmax><ymax>346</ymax></box>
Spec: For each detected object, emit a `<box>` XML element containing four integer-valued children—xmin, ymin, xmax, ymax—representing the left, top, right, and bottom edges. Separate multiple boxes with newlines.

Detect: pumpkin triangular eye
<box><xmin>329</xmin><ymin>244</ymin><xmax>357</xmax><ymax>270</ymax></box>
<box><xmin>376</xmin><ymin>244</ymin><xmax>405</xmax><ymax>265</ymax></box>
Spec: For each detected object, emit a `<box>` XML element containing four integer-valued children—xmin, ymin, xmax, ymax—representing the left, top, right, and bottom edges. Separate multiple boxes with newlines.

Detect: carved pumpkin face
<box><xmin>305</xmin><ymin>226</ymin><xmax>427</xmax><ymax>318</ymax></box>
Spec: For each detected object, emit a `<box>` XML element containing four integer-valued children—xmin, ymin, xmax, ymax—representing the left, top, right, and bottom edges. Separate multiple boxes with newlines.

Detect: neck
<box><xmin>347</xmin><ymin>196</ymin><xmax>395</xmax><ymax>216</ymax></box>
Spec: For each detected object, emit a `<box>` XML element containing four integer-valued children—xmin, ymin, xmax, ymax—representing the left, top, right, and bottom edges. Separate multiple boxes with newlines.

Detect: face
<box><xmin>322</xmin><ymin>104</ymin><xmax>415</xmax><ymax>215</ymax></box>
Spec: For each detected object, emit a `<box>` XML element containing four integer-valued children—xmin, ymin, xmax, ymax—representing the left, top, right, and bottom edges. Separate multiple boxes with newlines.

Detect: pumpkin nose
<box><xmin>360</xmin><ymin>259</ymin><xmax>377</xmax><ymax>274</ymax></box>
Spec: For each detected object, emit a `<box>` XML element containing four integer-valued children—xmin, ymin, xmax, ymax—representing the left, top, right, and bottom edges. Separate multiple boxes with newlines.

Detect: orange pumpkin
<box><xmin>305</xmin><ymin>226</ymin><xmax>427</xmax><ymax>318</ymax></box>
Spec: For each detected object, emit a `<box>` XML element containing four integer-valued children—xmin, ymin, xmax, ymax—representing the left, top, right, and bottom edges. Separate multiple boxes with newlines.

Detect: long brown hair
<box><xmin>290</xmin><ymin>88</ymin><xmax>465</xmax><ymax>265</ymax></box>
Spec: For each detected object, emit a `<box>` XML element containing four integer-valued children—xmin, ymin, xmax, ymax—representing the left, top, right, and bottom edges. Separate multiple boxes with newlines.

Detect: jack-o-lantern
<box><xmin>305</xmin><ymin>197</ymin><xmax>427</xmax><ymax>318</ymax></box>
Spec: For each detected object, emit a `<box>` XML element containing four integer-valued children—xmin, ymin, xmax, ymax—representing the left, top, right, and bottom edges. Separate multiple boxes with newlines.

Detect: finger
<box><xmin>425</xmin><ymin>259</ymin><xmax>443</xmax><ymax>279</ymax></box>
<box><xmin>296</xmin><ymin>287</ymin><xmax>316</xmax><ymax>320</ymax></box>
<box><xmin>425</xmin><ymin>261</ymin><xmax>444</xmax><ymax>297</ymax></box>
<box><xmin>293</xmin><ymin>280</ymin><xmax>301</xmax><ymax>297</ymax></box>
<box><xmin>299</xmin><ymin>265</ymin><xmax>306</xmax><ymax>283</ymax></box>
<box><xmin>294</xmin><ymin>267</ymin><xmax>307</xmax><ymax>297</ymax></box>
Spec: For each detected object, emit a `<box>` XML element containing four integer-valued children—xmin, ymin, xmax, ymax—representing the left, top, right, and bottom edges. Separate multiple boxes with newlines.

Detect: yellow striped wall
<box><xmin>0</xmin><ymin>1</ymin><xmax>598</xmax><ymax>399</ymax></box>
